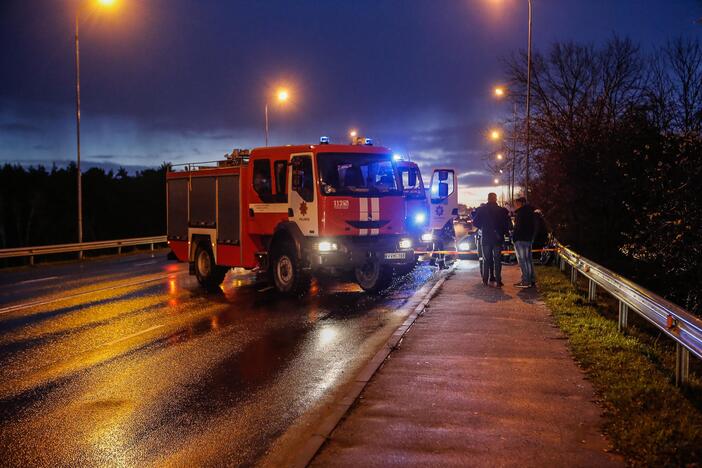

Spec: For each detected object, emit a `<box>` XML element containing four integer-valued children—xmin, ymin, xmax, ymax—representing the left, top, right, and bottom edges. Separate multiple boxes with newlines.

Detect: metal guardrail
<box><xmin>0</xmin><ymin>236</ymin><xmax>168</xmax><ymax>264</ymax></box>
<box><xmin>558</xmin><ymin>243</ymin><xmax>702</xmax><ymax>386</ymax></box>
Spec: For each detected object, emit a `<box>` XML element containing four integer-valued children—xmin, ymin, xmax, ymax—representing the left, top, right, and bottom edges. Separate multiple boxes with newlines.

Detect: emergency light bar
<box><xmin>319</xmin><ymin>136</ymin><xmax>330</xmax><ymax>144</ymax></box>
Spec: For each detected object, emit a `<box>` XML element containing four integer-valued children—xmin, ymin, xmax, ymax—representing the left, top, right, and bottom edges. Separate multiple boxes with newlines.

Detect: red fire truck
<box><xmin>166</xmin><ymin>139</ymin><xmax>416</xmax><ymax>294</ymax></box>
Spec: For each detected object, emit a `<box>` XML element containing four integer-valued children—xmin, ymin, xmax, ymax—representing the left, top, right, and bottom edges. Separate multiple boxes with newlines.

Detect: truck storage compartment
<box><xmin>217</xmin><ymin>175</ymin><xmax>240</xmax><ymax>244</ymax></box>
<box><xmin>190</xmin><ymin>176</ymin><xmax>216</xmax><ymax>228</ymax></box>
<box><xmin>167</xmin><ymin>178</ymin><xmax>188</xmax><ymax>240</ymax></box>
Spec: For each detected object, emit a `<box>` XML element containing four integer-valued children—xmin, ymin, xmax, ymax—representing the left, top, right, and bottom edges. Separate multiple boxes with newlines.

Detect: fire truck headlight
<box><xmin>398</xmin><ymin>238</ymin><xmax>412</xmax><ymax>250</ymax></box>
<box><xmin>421</xmin><ymin>232</ymin><xmax>434</xmax><ymax>243</ymax></box>
<box><xmin>413</xmin><ymin>212</ymin><xmax>426</xmax><ymax>225</ymax></box>
<box><xmin>317</xmin><ymin>241</ymin><xmax>338</xmax><ymax>252</ymax></box>
<box><xmin>459</xmin><ymin>241</ymin><xmax>471</xmax><ymax>251</ymax></box>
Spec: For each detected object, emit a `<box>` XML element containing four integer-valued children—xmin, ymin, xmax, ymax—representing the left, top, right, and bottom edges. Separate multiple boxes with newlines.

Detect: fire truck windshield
<box><xmin>318</xmin><ymin>153</ymin><xmax>401</xmax><ymax>197</ymax></box>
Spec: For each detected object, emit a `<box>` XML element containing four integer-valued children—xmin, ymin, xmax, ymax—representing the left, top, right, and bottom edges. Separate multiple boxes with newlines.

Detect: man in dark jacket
<box><xmin>473</xmin><ymin>193</ymin><xmax>511</xmax><ymax>286</ymax></box>
<box><xmin>513</xmin><ymin>197</ymin><xmax>536</xmax><ymax>288</ymax></box>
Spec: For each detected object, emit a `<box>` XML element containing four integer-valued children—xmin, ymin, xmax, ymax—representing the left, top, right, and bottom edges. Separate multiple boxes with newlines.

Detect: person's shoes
<box><xmin>482</xmin><ymin>279</ymin><xmax>489</xmax><ymax>286</ymax></box>
<box><xmin>489</xmin><ymin>276</ymin><xmax>496</xmax><ymax>283</ymax></box>
<box><xmin>515</xmin><ymin>282</ymin><xmax>530</xmax><ymax>288</ymax></box>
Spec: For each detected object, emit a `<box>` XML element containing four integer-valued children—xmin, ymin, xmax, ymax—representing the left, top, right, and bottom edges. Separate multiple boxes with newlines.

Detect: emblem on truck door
<box><xmin>435</xmin><ymin>206</ymin><xmax>444</xmax><ymax>216</ymax></box>
<box><xmin>299</xmin><ymin>201</ymin><xmax>308</xmax><ymax>216</ymax></box>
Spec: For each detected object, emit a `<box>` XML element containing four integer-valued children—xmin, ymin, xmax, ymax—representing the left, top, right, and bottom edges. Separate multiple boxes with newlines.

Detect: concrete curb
<box><xmin>290</xmin><ymin>266</ymin><xmax>456</xmax><ymax>468</ymax></box>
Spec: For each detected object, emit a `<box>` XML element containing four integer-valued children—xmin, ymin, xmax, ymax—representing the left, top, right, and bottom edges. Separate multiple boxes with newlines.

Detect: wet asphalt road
<box><xmin>0</xmin><ymin>251</ymin><xmax>441</xmax><ymax>466</ymax></box>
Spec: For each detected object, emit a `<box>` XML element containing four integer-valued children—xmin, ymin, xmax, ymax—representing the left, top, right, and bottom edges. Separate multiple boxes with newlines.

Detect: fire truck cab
<box><xmin>166</xmin><ymin>141</ymin><xmax>415</xmax><ymax>294</ymax></box>
<box><xmin>421</xmin><ymin>168</ymin><xmax>459</xmax><ymax>268</ymax></box>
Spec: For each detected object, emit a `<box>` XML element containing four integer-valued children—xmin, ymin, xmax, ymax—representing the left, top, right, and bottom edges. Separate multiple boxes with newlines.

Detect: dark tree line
<box><xmin>0</xmin><ymin>163</ymin><xmax>168</xmax><ymax>249</ymax></box>
<box><xmin>502</xmin><ymin>36</ymin><xmax>702</xmax><ymax>315</ymax></box>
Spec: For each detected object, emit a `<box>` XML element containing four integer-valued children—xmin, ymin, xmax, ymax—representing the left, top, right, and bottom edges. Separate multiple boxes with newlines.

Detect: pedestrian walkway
<box><xmin>312</xmin><ymin>261</ymin><xmax>622</xmax><ymax>467</ymax></box>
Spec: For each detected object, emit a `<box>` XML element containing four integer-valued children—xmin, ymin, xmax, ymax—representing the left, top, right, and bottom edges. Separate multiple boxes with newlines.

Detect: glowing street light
<box><xmin>74</xmin><ymin>0</ymin><xmax>118</xmax><ymax>254</ymax></box>
<box><xmin>494</xmin><ymin>86</ymin><xmax>505</xmax><ymax>98</ymax></box>
<box><xmin>265</xmin><ymin>87</ymin><xmax>291</xmax><ymax>146</ymax></box>
<box><xmin>494</xmin><ymin>178</ymin><xmax>500</xmax><ymax>185</ymax></box>
<box><xmin>489</xmin><ymin>129</ymin><xmax>501</xmax><ymax>141</ymax></box>
<box><xmin>496</xmin><ymin>152</ymin><xmax>504</xmax><ymax>160</ymax></box>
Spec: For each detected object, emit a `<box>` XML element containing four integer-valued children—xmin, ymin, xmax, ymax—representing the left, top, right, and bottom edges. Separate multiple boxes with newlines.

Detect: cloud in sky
<box><xmin>1</xmin><ymin>0</ymin><xmax>699</xmax><ymax>204</ymax></box>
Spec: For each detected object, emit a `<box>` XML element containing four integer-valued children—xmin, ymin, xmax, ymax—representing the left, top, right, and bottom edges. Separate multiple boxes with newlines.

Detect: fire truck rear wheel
<box><xmin>355</xmin><ymin>259</ymin><xmax>393</xmax><ymax>294</ymax></box>
<box><xmin>194</xmin><ymin>243</ymin><xmax>227</xmax><ymax>292</ymax></box>
<box><xmin>271</xmin><ymin>243</ymin><xmax>310</xmax><ymax>295</ymax></box>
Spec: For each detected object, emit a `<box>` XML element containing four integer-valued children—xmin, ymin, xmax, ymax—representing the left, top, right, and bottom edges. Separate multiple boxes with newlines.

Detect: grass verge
<box><xmin>536</xmin><ymin>265</ymin><xmax>702</xmax><ymax>466</ymax></box>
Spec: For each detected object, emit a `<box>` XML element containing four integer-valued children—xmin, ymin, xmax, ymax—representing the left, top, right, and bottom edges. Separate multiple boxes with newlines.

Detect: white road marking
<box><xmin>102</xmin><ymin>324</ymin><xmax>165</xmax><ymax>347</ymax></box>
<box><xmin>17</xmin><ymin>276</ymin><xmax>59</xmax><ymax>285</ymax></box>
<box><xmin>134</xmin><ymin>260</ymin><xmax>158</xmax><ymax>267</ymax></box>
<box><xmin>257</xmin><ymin>286</ymin><xmax>274</xmax><ymax>293</ymax></box>
<box><xmin>0</xmin><ymin>271</ymin><xmax>187</xmax><ymax>316</ymax></box>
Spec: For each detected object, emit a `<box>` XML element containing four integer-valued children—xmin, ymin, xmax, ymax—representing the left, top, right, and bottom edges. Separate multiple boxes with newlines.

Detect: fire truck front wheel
<box><xmin>354</xmin><ymin>259</ymin><xmax>393</xmax><ymax>294</ymax></box>
<box><xmin>271</xmin><ymin>242</ymin><xmax>310</xmax><ymax>295</ymax></box>
<box><xmin>194</xmin><ymin>244</ymin><xmax>227</xmax><ymax>292</ymax></box>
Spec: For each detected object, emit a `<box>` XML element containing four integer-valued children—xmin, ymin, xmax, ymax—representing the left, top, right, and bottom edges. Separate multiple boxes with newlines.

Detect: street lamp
<box><xmin>74</xmin><ymin>0</ymin><xmax>117</xmax><ymax>252</ymax></box>
<box><xmin>491</xmin><ymin>85</ymin><xmax>519</xmax><ymax>205</ymax></box>
<box><xmin>489</xmin><ymin>129</ymin><xmax>501</xmax><ymax>141</ymax></box>
<box><xmin>525</xmin><ymin>0</ymin><xmax>533</xmax><ymax>201</ymax></box>
<box><xmin>496</xmin><ymin>152</ymin><xmax>504</xmax><ymax>160</ymax></box>
<box><xmin>264</xmin><ymin>87</ymin><xmax>289</xmax><ymax>146</ymax></box>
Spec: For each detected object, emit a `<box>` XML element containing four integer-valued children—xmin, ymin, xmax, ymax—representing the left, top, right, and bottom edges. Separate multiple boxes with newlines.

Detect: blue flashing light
<box><xmin>320</xmin><ymin>136</ymin><xmax>330</xmax><ymax>144</ymax></box>
<box><xmin>413</xmin><ymin>212</ymin><xmax>427</xmax><ymax>225</ymax></box>
<box><xmin>363</xmin><ymin>137</ymin><xmax>373</xmax><ymax>146</ymax></box>
<box><xmin>393</xmin><ymin>153</ymin><xmax>403</xmax><ymax>161</ymax></box>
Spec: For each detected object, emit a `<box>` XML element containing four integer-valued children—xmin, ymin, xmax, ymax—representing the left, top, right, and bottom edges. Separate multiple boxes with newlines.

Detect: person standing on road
<box><xmin>513</xmin><ymin>197</ymin><xmax>537</xmax><ymax>288</ymax></box>
<box><xmin>472</xmin><ymin>193</ymin><xmax>511</xmax><ymax>287</ymax></box>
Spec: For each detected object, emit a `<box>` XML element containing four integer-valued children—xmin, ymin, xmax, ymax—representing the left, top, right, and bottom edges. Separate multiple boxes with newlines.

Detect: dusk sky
<box><xmin>1</xmin><ymin>0</ymin><xmax>700</xmax><ymax>204</ymax></box>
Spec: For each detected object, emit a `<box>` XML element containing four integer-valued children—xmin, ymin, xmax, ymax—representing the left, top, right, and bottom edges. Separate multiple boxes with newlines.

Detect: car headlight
<box><xmin>413</xmin><ymin>212</ymin><xmax>426</xmax><ymax>225</ymax></box>
<box><xmin>421</xmin><ymin>233</ymin><xmax>434</xmax><ymax>242</ymax></box>
<box><xmin>398</xmin><ymin>238</ymin><xmax>412</xmax><ymax>250</ymax></box>
<box><xmin>317</xmin><ymin>241</ymin><xmax>338</xmax><ymax>252</ymax></box>
<box><xmin>459</xmin><ymin>242</ymin><xmax>471</xmax><ymax>251</ymax></box>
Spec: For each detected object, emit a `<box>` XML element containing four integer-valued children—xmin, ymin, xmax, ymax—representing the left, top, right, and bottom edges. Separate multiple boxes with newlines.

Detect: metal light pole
<box><xmin>264</xmin><ymin>88</ymin><xmax>289</xmax><ymax>147</ymax></box>
<box><xmin>264</xmin><ymin>103</ymin><xmax>269</xmax><ymax>146</ymax></box>
<box><xmin>524</xmin><ymin>0</ymin><xmax>533</xmax><ymax>201</ymax></box>
<box><xmin>511</xmin><ymin>101</ymin><xmax>517</xmax><ymax>205</ymax></box>
<box><xmin>74</xmin><ymin>10</ymin><xmax>83</xmax><ymax>252</ymax></box>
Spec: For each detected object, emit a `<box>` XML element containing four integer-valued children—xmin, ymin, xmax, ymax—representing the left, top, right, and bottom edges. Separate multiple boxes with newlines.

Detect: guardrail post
<box><xmin>587</xmin><ymin>279</ymin><xmax>597</xmax><ymax>302</ymax></box>
<box><xmin>559</xmin><ymin>256</ymin><xmax>566</xmax><ymax>272</ymax></box>
<box><xmin>150</xmin><ymin>243</ymin><xmax>154</xmax><ymax>252</ymax></box>
<box><xmin>570</xmin><ymin>265</ymin><xmax>578</xmax><ymax>285</ymax></box>
<box><xmin>117</xmin><ymin>246</ymin><xmax>122</xmax><ymax>255</ymax></box>
<box><xmin>618</xmin><ymin>301</ymin><xmax>629</xmax><ymax>331</ymax></box>
<box><xmin>78</xmin><ymin>250</ymin><xmax>83</xmax><ymax>261</ymax></box>
<box><xmin>675</xmin><ymin>343</ymin><xmax>690</xmax><ymax>387</ymax></box>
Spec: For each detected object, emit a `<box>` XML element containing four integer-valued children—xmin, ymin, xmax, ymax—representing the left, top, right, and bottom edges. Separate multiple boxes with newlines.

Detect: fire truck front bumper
<box><xmin>307</xmin><ymin>236</ymin><xmax>416</xmax><ymax>270</ymax></box>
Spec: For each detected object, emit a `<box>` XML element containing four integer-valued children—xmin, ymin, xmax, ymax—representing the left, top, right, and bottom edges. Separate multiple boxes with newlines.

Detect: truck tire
<box><xmin>355</xmin><ymin>259</ymin><xmax>393</xmax><ymax>294</ymax></box>
<box><xmin>194</xmin><ymin>243</ymin><xmax>227</xmax><ymax>291</ymax></box>
<box><xmin>271</xmin><ymin>241</ymin><xmax>310</xmax><ymax>295</ymax></box>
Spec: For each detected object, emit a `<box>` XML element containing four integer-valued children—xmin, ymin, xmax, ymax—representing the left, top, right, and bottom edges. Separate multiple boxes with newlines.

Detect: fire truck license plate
<box><xmin>384</xmin><ymin>252</ymin><xmax>406</xmax><ymax>260</ymax></box>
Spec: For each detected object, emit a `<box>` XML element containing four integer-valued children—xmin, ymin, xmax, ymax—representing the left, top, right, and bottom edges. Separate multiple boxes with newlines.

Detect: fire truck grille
<box><xmin>345</xmin><ymin>220</ymin><xmax>390</xmax><ymax>229</ymax></box>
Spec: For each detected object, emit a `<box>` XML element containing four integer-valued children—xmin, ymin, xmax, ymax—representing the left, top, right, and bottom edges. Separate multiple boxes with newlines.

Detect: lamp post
<box><xmin>525</xmin><ymin>0</ymin><xmax>533</xmax><ymax>201</ymax></box>
<box><xmin>74</xmin><ymin>0</ymin><xmax>117</xmax><ymax>254</ymax></box>
<box><xmin>492</xmin><ymin>86</ymin><xmax>520</xmax><ymax>205</ymax></box>
<box><xmin>265</xmin><ymin>88</ymin><xmax>289</xmax><ymax>146</ymax></box>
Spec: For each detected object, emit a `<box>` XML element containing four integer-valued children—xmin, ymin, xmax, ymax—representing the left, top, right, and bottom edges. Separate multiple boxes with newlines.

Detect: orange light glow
<box><xmin>276</xmin><ymin>88</ymin><xmax>289</xmax><ymax>102</ymax></box>
<box><xmin>97</xmin><ymin>0</ymin><xmax>116</xmax><ymax>7</ymax></box>
<box><xmin>494</xmin><ymin>86</ymin><xmax>505</xmax><ymax>97</ymax></box>
<box><xmin>496</xmin><ymin>152</ymin><xmax>504</xmax><ymax>160</ymax></box>
<box><xmin>489</xmin><ymin>129</ymin><xmax>501</xmax><ymax>141</ymax></box>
